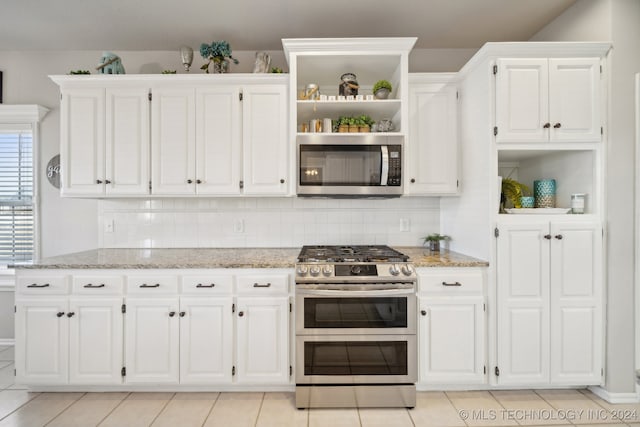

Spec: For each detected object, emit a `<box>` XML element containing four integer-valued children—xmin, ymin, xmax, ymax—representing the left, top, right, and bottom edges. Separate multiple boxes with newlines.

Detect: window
<box><xmin>0</xmin><ymin>127</ymin><xmax>34</xmax><ymax>264</ymax></box>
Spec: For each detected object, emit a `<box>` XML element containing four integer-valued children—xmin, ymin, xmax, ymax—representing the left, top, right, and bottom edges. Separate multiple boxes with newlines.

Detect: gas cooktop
<box><xmin>297</xmin><ymin>245</ymin><xmax>409</xmax><ymax>263</ymax></box>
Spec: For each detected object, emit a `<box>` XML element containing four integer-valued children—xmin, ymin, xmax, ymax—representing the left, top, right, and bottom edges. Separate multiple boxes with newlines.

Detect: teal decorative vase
<box><xmin>534</xmin><ymin>179</ymin><xmax>556</xmax><ymax>208</ymax></box>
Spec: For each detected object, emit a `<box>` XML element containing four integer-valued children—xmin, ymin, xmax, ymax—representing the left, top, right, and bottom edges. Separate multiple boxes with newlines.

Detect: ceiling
<box><xmin>0</xmin><ymin>0</ymin><xmax>576</xmax><ymax>51</ymax></box>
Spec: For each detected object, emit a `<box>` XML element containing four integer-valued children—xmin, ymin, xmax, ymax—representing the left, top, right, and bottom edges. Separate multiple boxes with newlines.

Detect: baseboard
<box><xmin>0</xmin><ymin>339</ymin><xmax>14</xmax><ymax>346</ymax></box>
<box><xmin>588</xmin><ymin>386</ymin><xmax>640</xmax><ymax>403</ymax></box>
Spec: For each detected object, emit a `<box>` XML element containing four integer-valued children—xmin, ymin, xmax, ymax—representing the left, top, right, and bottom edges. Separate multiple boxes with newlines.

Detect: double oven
<box><xmin>294</xmin><ymin>245</ymin><xmax>417</xmax><ymax>409</ymax></box>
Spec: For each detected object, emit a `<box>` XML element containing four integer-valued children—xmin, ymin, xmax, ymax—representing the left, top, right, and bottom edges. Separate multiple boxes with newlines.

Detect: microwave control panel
<box><xmin>388</xmin><ymin>145</ymin><xmax>402</xmax><ymax>186</ymax></box>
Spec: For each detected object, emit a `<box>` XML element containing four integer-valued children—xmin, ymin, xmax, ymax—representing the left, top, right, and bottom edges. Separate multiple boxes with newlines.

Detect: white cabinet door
<box><xmin>60</xmin><ymin>88</ymin><xmax>105</xmax><ymax>196</ymax></box>
<box><xmin>179</xmin><ymin>297</ymin><xmax>233</xmax><ymax>384</ymax></box>
<box><xmin>236</xmin><ymin>297</ymin><xmax>289</xmax><ymax>384</ymax></box>
<box><xmin>548</xmin><ymin>58</ymin><xmax>601</xmax><ymax>142</ymax></box>
<box><xmin>496</xmin><ymin>222</ymin><xmax>550</xmax><ymax>385</ymax></box>
<box><xmin>15</xmin><ymin>298</ymin><xmax>69</xmax><ymax>385</ymax></box>
<box><xmin>105</xmin><ymin>88</ymin><xmax>150</xmax><ymax>195</ymax></box>
<box><xmin>550</xmin><ymin>221</ymin><xmax>602</xmax><ymax>384</ymax></box>
<box><xmin>68</xmin><ymin>297</ymin><xmax>123</xmax><ymax>384</ymax></box>
<box><xmin>242</xmin><ymin>85</ymin><xmax>289</xmax><ymax>195</ymax></box>
<box><xmin>495</xmin><ymin>58</ymin><xmax>549</xmax><ymax>143</ymax></box>
<box><xmin>125</xmin><ymin>297</ymin><xmax>179</xmax><ymax>384</ymax></box>
<box><xmin>195</xmin><ymin>87</ymin><xmax>242</xmax><ymax>195</ymax></box>
<box><xmin>151</xmin><ymin>87</ymin><xmax>196</xmax><ymax>195</ymax></box>
<box><xmin>407</xmin><ymin>83</ymin><xmax>458</xmax><ymax>194</ymax></box>
<box><xmin>419</xmin><ymin>296</ymin><xmax>485</xmax><ymax>384</ymax></box>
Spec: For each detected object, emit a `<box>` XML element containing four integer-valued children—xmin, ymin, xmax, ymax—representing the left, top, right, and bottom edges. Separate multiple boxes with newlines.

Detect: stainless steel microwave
<box><xmin>297</xmin><ymin>135</ymin><xmax>404</xmax><ymax>197</ymax></box>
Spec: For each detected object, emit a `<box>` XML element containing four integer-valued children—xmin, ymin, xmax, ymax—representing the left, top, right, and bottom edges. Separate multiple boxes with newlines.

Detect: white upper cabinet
<box><xmin>495</xmin><ymin>58</ymin><xmax>601</xmax><ymax>143</ymax></box>
<box><xmin>242</xmin><ymin>85</ymin><xmax>289</xmax><ymax>195</ymax></box>
<box><xmin>58</xmin><ymin>83</ymin><xmax>150</xmax><ymax>197</ymax></box>
<box><xmin>407</xmin><ymin>76</ymin><xmax>458</xmax><ymax>195</ymax></box>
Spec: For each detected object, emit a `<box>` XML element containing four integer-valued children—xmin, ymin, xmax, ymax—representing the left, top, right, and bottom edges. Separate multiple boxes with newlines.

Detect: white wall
<box><xmin>531</xmin><ymin>0</ymin><xmax>640</xmax><ymax>395</ymax></box>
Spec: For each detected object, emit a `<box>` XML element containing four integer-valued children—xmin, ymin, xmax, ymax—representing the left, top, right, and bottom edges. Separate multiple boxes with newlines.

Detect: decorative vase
<box><xmin>211</xmin><ymin>58</ymin><xmax>229</xmax><ymax>74</ymax></box>
<box><xmin>520</xmin><ymin>196</ymin><xmax>535</xmax><ymax>208</ymax></box>
<box><xmin>374</xmin><ymin>88</ymin><xmax>390</xmax><ymax>99</ymax></box>
<box><xmin>180</xmin><ymin>46</ymin><xmax>194</xmax><ymax>72</ymax></box>
<box><xmin>429</xmin><ymin>241</ymin><xmax>440</xmax><ymax>252</ymax></box>
<box><xmin>534</xmin><ymin>179</ymin><xmax>556</xmax><ymax>208</ymax></box>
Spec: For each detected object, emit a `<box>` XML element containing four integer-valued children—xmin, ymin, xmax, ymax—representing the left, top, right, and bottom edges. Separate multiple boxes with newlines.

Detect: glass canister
<box><xmin>534</xmin><ymin>179</ymin><xmax>556</xmax><ymax>208</ymax></box>
<box><xmin>571</xmin><ymin>193</ymin><xmax>586</xmax><ymax>214</ymax></box>
<box><xmin>338</xmin><ymin>73</ymin><xmax>359</xmax><ymax>96</ymax></box>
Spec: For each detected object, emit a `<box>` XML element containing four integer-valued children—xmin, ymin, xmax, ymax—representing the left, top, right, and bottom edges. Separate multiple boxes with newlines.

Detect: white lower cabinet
<box><xmin>496</xmin><ymin>218</ymin><xmax>603</xmax><ymax>386</ymax></box>
<box><xmin>417</xmin><ymin>268</ymin><xmax>486</xmax><ymax>386</ymax></box>
<box><xmin>179</xmin><ymin>296</ymin><xmax>233</xmax><ymax>384</ymax></box>
<box><xmin>236</xmin><ymin>296</ymin><xmax>289</xmax><ymax>384</ymax></box>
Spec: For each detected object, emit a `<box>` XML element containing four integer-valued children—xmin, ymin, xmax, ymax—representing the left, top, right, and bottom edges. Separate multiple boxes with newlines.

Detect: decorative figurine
<box><xmin>253</xmin><ymin>52</ymin><xmax>271</xmax><ymax>73</ymax></box>
<box><xmin>96</xmin><ymin>52</ymin><xmax>125</xmax><ymax>74</ymax></box>
<box><xmin>339</xmin><ymin>73</ymin><xmax>359</xmax><ymax>96</ymax></box>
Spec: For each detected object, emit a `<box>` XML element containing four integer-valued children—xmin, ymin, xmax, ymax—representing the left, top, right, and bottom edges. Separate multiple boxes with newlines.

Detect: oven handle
<box><xmin>296</xmin><ymin>288</ymin><xmax>415</xmax><ymax>297</ymax></box>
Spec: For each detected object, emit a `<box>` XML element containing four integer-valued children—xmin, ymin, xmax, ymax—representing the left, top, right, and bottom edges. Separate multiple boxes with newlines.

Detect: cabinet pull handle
<box><xmin>196</xmin><ymin>283</ymin><xmax>215</xmax><ymax>288</ymax></box>
<box><xmin>187</xmin><ymin>179</ymin><xmax>193</xmax><ymax>184</ymax></box>
<box><xmin>84</xmin><ymin>283</ymin><xmax>105</xmax><ymax>288</ymax></box>
<box><xmin>544</xmin><ymin>234</ymin><xmax>552</xmax><ymax>240</ymax></box>
<box><xmin>169</xmin><ymin>311</ymin><xmax>176</xmax><ymax>317</ymax></box>
<box><xmin>140</xmin><ymin>283</ymin><xmax>160</xmax><ymax>288</ymax></box>
<box><xmin>179</xmin><ymin>311</ymin><xmax>186</xmax><ymax>317</ymax></box>
<box><xmin>553</xmin><ymin>123</ymin><xmax>562</xmax><ymax>129</ymax></box>
<box><xmin>421</xmin><ymin>310</ymin><xmax>427</xmax><ymax>316</ymax></box>
<box><xmin>196</xmin><ymin>179</ymin><xmax>202</xmax><ymax>184</ymax></box>
<box><xmin>253</xmin><ymin>282</ymin><xmax>272</xmax><ymax>288</ymax></box>
<box><xmin>280</xmin><ymin>179</ymin><xmax>285</xmax><ymax>184</ymax></box>
<box><xmin>555</xmin><ymin>234</ymin><xmax>563</xmax><ymax>240</ymax></box>
<box><xmin>67</xmin><ymin>312</ymin><xmax>75</xmax><ymax>318</ymax></box>
<box><xmin>56</xmin><ymin>312</ymin><xmax>65</xmax><ymax>318</ymax></box>
<box><xmin>543</xmin><ymin>123</ymin><xmax>550</xmax><ymax>128</ymax></box>
<box><xmin>442</xmin><ymin>281</ymin><xmax>462</xmax><ymax>287</ymax></box>
<box><xmin>410</xmin><ymin>178</ymin><xmax>416</xmax><ymax>183</ymax></box>
<box><xmin>238</xmin><ymin>311</ymin><xmax>245</xmax><ymax>317</ymax></box>
<box><xmin>27</xmin><ymin>283</ymin><xmax>49</xmax><ymax>288</ymax></box>
<box><xmin>105</xmin><ymin>179</ymin><xmax>111</xmax><ymax>184</ymax></box>
<box><xmin>96</xmin><ymin>179</ymin><xmax>103</xmax><ymax>184</ymax></box>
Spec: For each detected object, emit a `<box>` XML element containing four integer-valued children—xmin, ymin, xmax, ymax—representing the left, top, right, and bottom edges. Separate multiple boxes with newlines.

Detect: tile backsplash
<box><xmin>98</xmin><ymin>197</ymin><xmax>440</xmax><ymax>248</ymax></box>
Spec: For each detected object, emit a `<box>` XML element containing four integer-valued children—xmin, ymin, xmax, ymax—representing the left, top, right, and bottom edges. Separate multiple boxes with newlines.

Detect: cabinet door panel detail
<box><xmin>15</xmin><ymin>299</ymin><xmax>69</xmax><ymax>384</ymax></box>
<box><xmin>106</xmin><ymin>88</ymin><xmax>150</xmax><ymax>195</ymax></box>
<box><xmin>179</xmin><ymin>297</ymin><xmax>233</xmax><ymax>384</ymax></box>
<box><xmin>69</xmin><ymin>297</ymin><xmax>123</xmax><ymax>384</ymax></box>
<box><xmin>496</xmin><ymin>59</ymin><xmax>549</xmax><ymax>142</ymax></box>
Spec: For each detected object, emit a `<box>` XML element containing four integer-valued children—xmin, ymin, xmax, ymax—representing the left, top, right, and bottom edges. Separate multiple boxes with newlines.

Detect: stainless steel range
<box><xmin>295</xmin><ymin>245</ymin><xmax>417</xmax><ymax>409</ymax></box>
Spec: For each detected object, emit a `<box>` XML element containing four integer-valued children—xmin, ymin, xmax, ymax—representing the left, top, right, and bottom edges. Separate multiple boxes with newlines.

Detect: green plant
<box><xmin>423</xmin><ymin>233</ymin><xmax>450</xmax><ymax>243</ymax></box>
<box><xmin>372</xmin><ymin>79</ymin><xmax>392</xmax><ymax>93</ymax></box>
<box><xmin>270</xmin><ymin>67</ymin><xmax>283</xmax><ymax>73</ymax></box>
<box><xmin>501</xmin><ymin>178</ymin><xmax>531</xmax><ymax>208</ymax></box>
<box><xmin>69</xmin><ymin>70</ymin><xmax>90</xmax><ymax>75</ymax></box>
<box><xmin>162</xmin><ymin>70</ymin><xmax>177</xmax><ymax>74</ymax></box>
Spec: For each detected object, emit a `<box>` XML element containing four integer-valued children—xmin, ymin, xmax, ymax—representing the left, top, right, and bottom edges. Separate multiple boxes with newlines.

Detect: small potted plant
<box><xmin>423</xmin><ymin>233</ymin><xmax>450</xmax><ymax>252</ymax></box>
<box><xmin>200</xmin><ymin>40</ymin><xmax>239</xmax><ymax>74</ymax></box>
<box><xmin>336</xmin><ymin>116</ymin><xmax>350</xmax><ymax>133</ymax></box>
<box><xmin>348</xmin><ymin>117</ymin><xmax>359</xmax><ymax>133</ymax></box>
<box><xmin>358</xmin><ymin>115</ymin><xmax>374</xmax><ymax>132</ymax></box>
<box><xmin>501</xmin><ymin>177</ymin><xmax>531</xmax><ymax>210</ymax></box>
<box><xmin>372</xmin><ymin>80</ymin><xmax>393</xmax><ymax>99</ymax></box>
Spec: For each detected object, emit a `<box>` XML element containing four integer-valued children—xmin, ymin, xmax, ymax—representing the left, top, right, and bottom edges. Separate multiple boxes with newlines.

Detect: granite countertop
<box><xmin>14</xmin><ymin>247</ymin><xmax>488</xmax><ymax>270</ymax></box>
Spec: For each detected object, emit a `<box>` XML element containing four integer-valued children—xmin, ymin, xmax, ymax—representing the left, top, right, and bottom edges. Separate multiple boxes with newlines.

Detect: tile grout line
<box><xmin>199</xmin><ymin>392</ymin><xmax>221</xmax><ymax>427</ymax></box>
<box><xmin>147</xmin><ymin>392</ymin><xmax>176</xmax><ymax>427</ymax></box>
<box><xmin>96</xmin><ymin>392</ymin><xmax>131</xmax><ymax>427</ymax></box>
<box><xmin>43</xmin><ymin>392</ymin><xmax>87</xmax><ymax>426</ymax></box>
<box><xmin>485</xmin><ymin>390</ymin><xmax>516</xmax><ymax>426</ymax></box>
<box><xmin>0</xmin><ymin>390</ymin><xmax>41</xmax><ymax>422</ymax></box>
<box><xmin>253</xmin><ymin>392</ymin><xmax>266</xmax><ymax>427</ymax></box>
<box><xmin>533</xmin><ymin>389</ymin><xmax>577</xmax><ymax>426</ymax></box>
<box><xmin>444</xmin><ymin>391</ymin><xmax>470</xmax><ymax>427</ymax></box>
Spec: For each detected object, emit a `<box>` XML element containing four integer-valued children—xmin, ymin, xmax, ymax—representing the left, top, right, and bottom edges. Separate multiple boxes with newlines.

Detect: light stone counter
<box><xmin>13</xmin><ymin>247</ymin><xmax>487</xmax><ymax>270</ymax></box>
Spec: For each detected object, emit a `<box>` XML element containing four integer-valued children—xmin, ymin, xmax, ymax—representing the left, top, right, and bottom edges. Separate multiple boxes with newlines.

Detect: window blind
<box><xmin>0</xmin><ymin>130</ymin><xmax>33</xmax><ymax>263</ymax></box>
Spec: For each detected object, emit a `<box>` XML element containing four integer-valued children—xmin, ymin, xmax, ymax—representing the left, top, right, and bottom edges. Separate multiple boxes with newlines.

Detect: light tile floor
<box><xmin>0</xmin><ymin>345</ymin><xmax>638</xmax><ymax>426</ymax></box>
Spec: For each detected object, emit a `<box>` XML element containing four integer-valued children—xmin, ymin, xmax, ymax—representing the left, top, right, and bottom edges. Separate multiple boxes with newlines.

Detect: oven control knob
<box><xmin>309</xmin><ymin>266</ymin><xmax>321</xmax><ymax>277</ymax></box>
<box><xmin>296</xmin><ymin>265</ymin><xmax>309</xmax><ymax>277</ymax></box>
<box><xmin>322</xmin><ymin>265</ymin><xmax>333</xmax><ymax>277</ymax></box>
<box><xmin>401</xmin><ymin>264</ymin><xmax>415</xmax><ymax>276</ymax></box>
<box><xmin>351</xmin><ymin>265</ymin><xmax>362</xmax><ymax>275</ymax></box>
<box><xmin>389</xmin><ymin>264</ymin><xmax>400</xmax><ymax>276</ymax></box>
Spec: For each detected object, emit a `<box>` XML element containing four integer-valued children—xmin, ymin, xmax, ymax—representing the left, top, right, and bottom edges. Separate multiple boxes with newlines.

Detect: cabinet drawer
<box><xmin>72</xmin><ymin>275</ymin><xmax>124</xmax><ymax>295</ymax></box>
<box><xmin>236</xmin><ymin>274</ymin><xmax>289</xmax><ymax>295</ymax></box>
<box><xmin>126</xmin><ymin>275</ymin><xmax>179</xmax><ymax>294</ymax></box>
<box><xmin>418</xmin><ymin>269</ymin><xmax>483</xmax><ymax>295</ymax></box>
<box><xmin>16</xmin><ymin>275</ymin><xmax>69</xmax><ymax>295</ymax></box>
<box><xmin>181</xmin><ymin>275</ymin><xmax>233</xmax><ymax>295</ymax></box>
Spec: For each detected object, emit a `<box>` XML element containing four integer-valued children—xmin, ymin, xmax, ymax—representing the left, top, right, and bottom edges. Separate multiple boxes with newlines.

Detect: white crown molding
<box><xmin>0</xmin><ymin>105</ymin><xmax>49</xmax><ymax>123</ymax></box>
<box><xmin>49</xmin><ymin>73</ymin><xmax>288</xmax><ymax>88</ymax></box>
<box><xmin>282</xmin><ymin>38</ymin><xmax>417</xmax><ymax>63</ymax></box>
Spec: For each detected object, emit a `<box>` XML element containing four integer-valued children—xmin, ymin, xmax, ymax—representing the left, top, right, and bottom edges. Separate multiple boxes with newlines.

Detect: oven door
<box><xmin>296</xmin><ymin>288</ymin><xmax>416</xmax><ymax>335</ymax></box>
<box><xmin>296</xmin><ymin>334</ymin><xmax>417</xmax><ymax>384</ymax></box>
